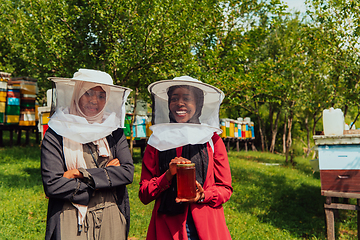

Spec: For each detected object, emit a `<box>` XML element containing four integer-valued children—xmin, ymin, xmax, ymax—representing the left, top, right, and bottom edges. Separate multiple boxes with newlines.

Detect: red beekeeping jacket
<box><xmin>139</xmin><ymin>133</ymin><xmax>233</xmax><ymax>240</ymax></box>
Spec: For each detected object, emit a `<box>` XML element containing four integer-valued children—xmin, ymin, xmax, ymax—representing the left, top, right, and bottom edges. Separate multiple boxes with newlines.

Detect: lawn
<box><xmin>0</xmin><ymin>138</ymin><xmax>358</xmax><ymax>239</ymax></box>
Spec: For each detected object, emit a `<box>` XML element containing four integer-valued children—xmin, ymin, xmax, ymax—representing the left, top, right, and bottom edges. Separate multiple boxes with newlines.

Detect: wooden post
<box><xmin>0</xmin><ymin>125</ymin><xmax>39</xmax><ymax>147</ymax></box>
<box><xmin>0</xmin><ymin>129</ymin><xmax>3</xmax><ymax>147</ymax></box>
<box><xmin>226</xmin><ymin>139</ymin><xmax>230</xmax><ymax>152</ymax></box>
<box><xmin>36</xmin><ymin>128</ymin><xmax>39</xmax><ymax>143</ymax></box>
<box><xmin>357</xmin><ymin>199</ymin><xmax>360</xmax><ymax>240</ymax></box>
<box><xmin>17</xmin><ymin>129</ymin><xmax>21</xmax><ymax>145</ymax></box>
<box><xmin>322</xmin><ymin>191</ymin><xmax>360</xmax><ymax>240</ymax></box>
<box><xmin>236</xmin><ymin>139</ymin><xmax>239</xmax><ymax>152</ymax></box>
<box><xmin>325</xmin><ymin>196</ymin><xmax>335</xmax><ymax>240</ymax></box>
<box><xmin>244</xmin><ymin>141</ymin><xmax>248</xmax><ymax>152</ymax></box>
<box><xmin>9</xmin><ymin>129</ymin><xmax>13</xmax><ymax>147</ymax></box>
<box><xmin>25</xmin><ymin>130</ymin><xmax>30</xmax><ymax>145</ymax></box>
<box><xmin>333</xmin><ymin>197</ymin><xmax>339</xmax><ymax>219</ymax></box>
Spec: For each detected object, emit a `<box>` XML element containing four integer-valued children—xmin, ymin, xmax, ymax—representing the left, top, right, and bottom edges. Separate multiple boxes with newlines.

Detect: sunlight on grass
<box><xmin>127</xmin><ymin>161</ymin><xmax>154</xmax><ymax>239</ymax></box>
<box><xmin>226</xmin><ymin>151</ymin><xmax>326</xmax><ymax>239</ymax></box>
<box><xmin>0</xmin><ymin>145</ymin><xmax>358</xmax><ymax>239</ymax></box>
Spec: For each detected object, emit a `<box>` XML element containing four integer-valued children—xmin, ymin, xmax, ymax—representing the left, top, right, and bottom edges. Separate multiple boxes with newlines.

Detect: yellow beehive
<box><xmin>219</xmin><ymin>119</ymin><xmax>227</xmax><ymax>138</ymax></box>
<box><xmin>0</xmin><ymin>91</ymin><xmax>6</xmax><ymax>102</ymax></box>
<box><xmin>19</xmin><ymin>120</ymin><xmax>36</xmax><ymax>126</ymax></box>
<box><xmin>6</xmin><ymin>115</ymin><xmax>19</xmax><ymax>124</ymax></box>
<box><xmin>41</xmin><ymin>112</ymin><xmax>50</xmax><ymax>125</ymax></box>
<box><xmin>35</xmin><ymin>103</ymin><xmax>39</xmax><ymax>121</ymax></box>
<box><xmin>0</xmin><ymin>102</ymin><xmax>5</xmax><ymax>113</ymax></box>
<box><xmin>229</xmin><ymin>120</ymin><xmax>235</xmax><ymax>137</ymax></box>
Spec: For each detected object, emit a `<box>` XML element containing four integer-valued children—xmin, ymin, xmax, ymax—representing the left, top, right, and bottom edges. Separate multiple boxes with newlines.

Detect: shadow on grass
<box><xmin>132</xmin><ymin>147</ymin><xmax>143</xmax><ymax>164</ymax></box>
<box><xmin>231</xmin><ymin>151</ymin><xmax>321</xmax><ymax>180</ymax></box>
<box><xmin>0</xmin><ymin>129</ymin><xmax>40</xmax><ymax>147</ymax></box>
<box><xmin>0</xmin><ymin>144</ymin><xmax>42</xmax><ymax>189</ymax></box>
<box><xmin>230</xmin><ymin>163</ymin><xmax>326</xmax><ymax>238</ymax></box>
<box><xmin>0</xmin><ymin>167</ymin><xmax>43</xmax><ymax>189</ymax></box>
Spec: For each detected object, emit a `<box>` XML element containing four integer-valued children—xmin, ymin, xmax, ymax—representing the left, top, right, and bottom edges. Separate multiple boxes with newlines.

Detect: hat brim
<box><xmin>148</xmin><ymin>79</ymin><xmax>224</xmax><ymax>102</ymax></box>
<box><xmin>48</xmin><ymin>77</ymin><xmax>132</xmax><ymax>92</ymax></box>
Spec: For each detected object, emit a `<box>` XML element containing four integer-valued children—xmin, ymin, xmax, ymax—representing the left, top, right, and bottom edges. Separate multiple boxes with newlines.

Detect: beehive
<box><xmin>314</xmin><ymin>134</ymin><xmax>360</xmax><ymax>193</ymax></box>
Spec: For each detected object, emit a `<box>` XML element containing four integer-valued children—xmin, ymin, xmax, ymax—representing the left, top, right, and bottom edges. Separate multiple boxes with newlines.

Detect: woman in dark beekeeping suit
<box><xmin>41</xmin><ymin>69</ymin><xmax>134</xmax><ymax>240</ymax></box>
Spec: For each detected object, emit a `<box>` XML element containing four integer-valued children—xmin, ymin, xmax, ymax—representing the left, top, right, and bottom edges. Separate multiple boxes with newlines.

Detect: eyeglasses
<box><xmin>83</xmin><ymin>89</ymin><xmax>106</xmax><ymax>100</ymax></box>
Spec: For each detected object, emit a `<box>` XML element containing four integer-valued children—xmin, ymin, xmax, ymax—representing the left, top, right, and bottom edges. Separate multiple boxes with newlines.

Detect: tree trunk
<box><xmin>312</xmin><ymin>113</ymin><xmax>322</xmax><ymax>135</ymax></box>
<box><xmin>257</xmin><ymin>114</ymin><xmax>265</xmax><ymax>152</ymax></box>
<box><xmin>251</xmin><ymin>142</ymin><xmax>257</xmax><ymax>151</ymax></box>
<box><xmin>285</xmin><ymin>101</ymin><xmax>295</xmax><ymax>164</ymax></box>
<box><xmin>305</xmin><ymin>117</ymin><xmax>311</xmax><ymax>157</ymax></box>
<box><xmin>269</xmin><ymin>109</ymin><xmax>281</xmax><ymax>153</ymax></box>
<box><xmin>129</xmin><ymin>88</ymin><xmax>139</xmax><ymax>156</ymax></box>
<box><xmin>285</xmin><ymin>115</ymin><xmax>293</xmax><ymax>163</ymax></box>
<box><xmin>264</xmin><ymin>117</ymin><xmax>268</xmax><ymax>151</ymax></box>
<box><xmin>269</xmin><ymin>104</ymin><xmax>273</xmax><ymax>139</ymax></box>
<box><xmin>283</xmin><ymin>114</ymin><xmax>287</xmax><ymax>155</ymax></box>
<box><xmin>255</xmin><ymin>103</ymin><xmax>266</xmax><ymax>152</ymax></box>
<box><xmin>343</xmin><ymin>104</ymin><xmax>348</xmax><ymax>118</ymax></box>
<box><xmin>350</xmin><ymin>107</ymin><xmax>360</xmax><ymax>129</ymax></box>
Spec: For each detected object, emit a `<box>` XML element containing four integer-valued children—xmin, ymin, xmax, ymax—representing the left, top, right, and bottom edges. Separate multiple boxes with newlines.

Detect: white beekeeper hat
<box><xmin>47</xmin><ymin>69</ymin><xmax>132</xmax><ymax>143</ymax></box>
<box><xmin>147</xmin><ymin>76</ymin><xmax>224</xmax><ymax>151</ymax></box>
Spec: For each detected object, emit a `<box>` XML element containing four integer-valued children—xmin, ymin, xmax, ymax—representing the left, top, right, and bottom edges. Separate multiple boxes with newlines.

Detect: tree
<box><xmin>307</xmin><ymin>0</ymin><xmax>360</xmax><ymax>119</ymax></box>
<box><xmin>192</xmin><ymin>0</ymin><xmax>290</xmax><ymax>152</ymax></box>
<box><xmin>1</xmin><ymin>0</ymin><xmax>222</xmax><ymax>98</ymax></box>
<box><xmin>0</xmin><ymin>0</ymin><xmax>224</xmax><ymax>154</ymax></box>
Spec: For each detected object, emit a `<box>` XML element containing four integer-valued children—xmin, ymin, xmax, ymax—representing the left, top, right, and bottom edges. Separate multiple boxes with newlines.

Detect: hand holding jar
<box><xmin>165</xmin><ymin>157</ymin><xmax>191</xmax><ymax>181</ymax></box>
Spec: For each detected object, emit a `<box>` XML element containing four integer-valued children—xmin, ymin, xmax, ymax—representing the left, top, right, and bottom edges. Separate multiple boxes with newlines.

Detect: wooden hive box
<box><xmin>314</xmin><ymin>131</ymin><xmax>360</xmax><ymax>194</ymax></box>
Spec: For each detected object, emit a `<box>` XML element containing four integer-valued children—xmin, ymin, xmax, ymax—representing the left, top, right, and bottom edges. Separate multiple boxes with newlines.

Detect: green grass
<box><xmin>0</xmin><ymin>138</ymin><xmax>358</xmax><ymax>239</ymax></box>
<box><xmin>0</xmin><ymin>145</ymin><xmax>46</xmax><ymax>240</ymax></box>
<box><xmin>224</xmin><ymin>151</ymin><xmax>326</xmax><ymax>239</ymax></box>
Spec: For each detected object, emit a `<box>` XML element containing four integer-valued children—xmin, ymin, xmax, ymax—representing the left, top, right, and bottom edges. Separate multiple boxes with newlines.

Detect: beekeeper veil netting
<box><xmin>47</xmin><ymin>69</ymin><xmax>132</xmax><ymax>143</ymax></box>
<box><xmin>147</xmin><ymin>76</ymin><xmax>224</xmax><ymax>151</ymax></box>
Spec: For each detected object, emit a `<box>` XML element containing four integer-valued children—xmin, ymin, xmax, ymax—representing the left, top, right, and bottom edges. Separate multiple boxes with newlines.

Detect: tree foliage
<box><xmin>0</xmin><ymin>0</ymin><xmax>221</xmax><ymax>101</ymax></box>
<box><xmin>1</xmin><ymin>0</ymin><xmax>360</xmax><ymax>155</ymax></box>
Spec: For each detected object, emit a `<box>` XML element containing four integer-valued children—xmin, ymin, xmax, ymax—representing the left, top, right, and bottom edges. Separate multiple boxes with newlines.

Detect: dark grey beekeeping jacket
<box><xmin>41</xmin><ymin>127</ymin><xmax>134</xmax><ymax>240</ymax></box>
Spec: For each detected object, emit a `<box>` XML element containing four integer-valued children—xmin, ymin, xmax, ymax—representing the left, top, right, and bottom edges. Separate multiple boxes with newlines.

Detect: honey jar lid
<box><xmin>177</xmin><ymin>163</ymin><xmax>195</xmax><ymax>167</ymax></box>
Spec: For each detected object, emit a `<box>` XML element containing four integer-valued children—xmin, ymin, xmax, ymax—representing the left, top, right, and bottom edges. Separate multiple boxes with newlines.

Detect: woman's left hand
<box><xmin>106</xmin><ymin>158</ymin><xmax>120</xmax><ymax>167</ymax></box>
<box><xmin>175</xmin><ymin>181</ymin><xmax>205</xmax><ymax>203</ymax></box>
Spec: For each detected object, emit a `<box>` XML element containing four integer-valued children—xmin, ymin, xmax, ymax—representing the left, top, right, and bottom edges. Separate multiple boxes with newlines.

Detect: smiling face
<box><xmin>169</xmin><ymin>87</ymin><xmax>197</xmax><ymax>123</ymax></box>
<box><xmin>79</xmin><ymin>86</ymin><xmax>106</xmax><ymax>117</ymax></box>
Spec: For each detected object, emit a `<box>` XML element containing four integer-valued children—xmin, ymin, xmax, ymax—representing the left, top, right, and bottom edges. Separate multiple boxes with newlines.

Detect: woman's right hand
<box><xmin>63</xmin><ymin>169</ymin><xmax>84</xmax><ymax>179</ymax></box>
<box><xmin>165</xmin><ymin>157</ymin><xmax>191</xmax><ymax>181</ymax></box>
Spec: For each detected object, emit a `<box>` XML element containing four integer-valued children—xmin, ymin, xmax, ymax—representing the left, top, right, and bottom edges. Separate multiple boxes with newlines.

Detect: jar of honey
<box><xmin>176</xmin><ymin>163</ymin><xmax>196</xmax><ymax>199</ymax></box>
